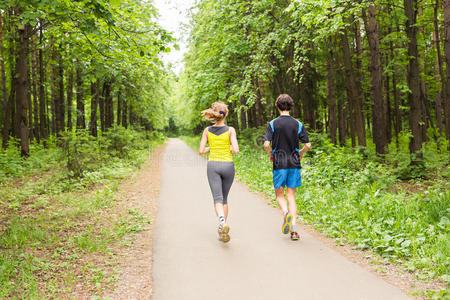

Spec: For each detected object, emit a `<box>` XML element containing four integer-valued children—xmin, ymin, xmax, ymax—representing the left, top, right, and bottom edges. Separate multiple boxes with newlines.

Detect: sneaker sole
<box><xmin>222</xmin><ymin>233</ymin><xmax>230</xmax><ymax>243</ymax></box>
<box><xmin>221</xmin><ymin>225</ymin><xmax>230</xmax><ymax>243</ymax></box>
<box><xmin>291</xmin><ymin>234</ymin><xmax>299</xmax><ymax>241</ymax></box>
<box><xmin>282</xmin><ymin>214</ymin><xmax>293</xmax><ymax>234</ymax></box>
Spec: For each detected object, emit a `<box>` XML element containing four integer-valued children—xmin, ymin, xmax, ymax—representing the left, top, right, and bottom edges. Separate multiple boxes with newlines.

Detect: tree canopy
<box><xmin>178</xmin><ymin>0</ymin><xmax>450</xmax><ymax>158</ymax></box>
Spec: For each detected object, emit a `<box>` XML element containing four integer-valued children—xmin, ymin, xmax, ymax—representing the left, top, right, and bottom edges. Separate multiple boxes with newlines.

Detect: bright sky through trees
<box><xmin>153</xmin><ymin>0</ymin><xmax>195</xmax><ymax>74</ymax></box>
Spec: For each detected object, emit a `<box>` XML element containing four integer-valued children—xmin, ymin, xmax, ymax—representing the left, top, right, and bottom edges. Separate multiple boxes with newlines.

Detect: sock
<box><xmin>283</xmin><ymin>210</ymin><xmax>288</xmax><ymax>217</ymax></box>
<box><xmin>218</xmin><ymin>215</ymin><xmax>225</xmax><ymax>225</ymax></box>
<box><xmin>291</xmin><ymin>225</ymin><xmax>297</xmax><ymax>232</ymax></box>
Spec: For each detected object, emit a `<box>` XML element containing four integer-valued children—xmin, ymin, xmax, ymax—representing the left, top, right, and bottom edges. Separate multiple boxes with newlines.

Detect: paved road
<box><xmin>152</xmin><ymin>139</ymin><xmax>410</xmax><ymax>300</ymax></box>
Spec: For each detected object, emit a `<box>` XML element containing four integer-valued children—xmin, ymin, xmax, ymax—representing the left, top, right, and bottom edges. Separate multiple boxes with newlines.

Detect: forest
<box><xmin>178</xmin><ymin>0</ymin><xmax>450</xmax><ymax>159</ymax></box>
<box><xmin>0</xmin><ymin>0</ymin><xmax>449</xmax><ymax>298</ymax></box>
<box><xmin>1</xmin><ymin>0</ymin><xmax>450</xmax><ymax>163</ymax></box>
<box><xmin>0</xmin><ymin>0</ymin><xmax>173</xmax><ymax>156</ymax></box>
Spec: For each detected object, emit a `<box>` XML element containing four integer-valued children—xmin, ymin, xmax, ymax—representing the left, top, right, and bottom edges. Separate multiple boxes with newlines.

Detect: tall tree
<box><xmin>90</xmin><ymin>80</ymin><xmax>99</xmax><ymax>137</ymax></box>
<box><xmin>75</xmin><ymin>65</ymin><xmax>85</xmax><ymax>130</ymax></box>
<box><xmin>444</xmin><ymin>0</ymin><xmax>450</xmax><ymax>141</ymax></box>
<box><xmin>340</xmin><ymin>27</ymin><xmax>366</xmax><ymax>147</ymax></box>
<box><xmin>31</xmin><ymin>35</ymin><xmax>39</xmax><ymax>142</ymax></box>
<box><xmin>404</xmin><ymin>0</ymin><xmax>424</xmax><ymax>156</ymax></box>
<box><xmin>38</xmin><ymin>25</ymin><xmax>47</xmax><ymax>140</ymax></box>
<box><xmin>433</xmin><ymin>0</ymin><xmax>444</xmax><ymax>136</ymax></box>
<box><xmin>0</xmin><ymin>13</ymin><xmax>9</xmax><ymax>148</ymax></box>
<box><xmin>116</xmin><ymin>88</ymin><xmax>121</xmax><ymax>126</ymax></box>
<box><xmin>67</xmin><ymin>66</ymin><xmax>73</xmax><ymax>131</ymax></box>
<box><xmin>327</xmin><ymin>40</ymin><xmax>337</xmax><ymax>144</ymax></box>
<box><xmin>363</xmin><ymin>2</ymin><xmax>387</xmax><ymax>154</ymax></box>
<box><xmin>14</xmin><ymin>12</ymin><xmax>30</xmax><ymax>156</ymax></box>
<box><xmin>55</xmin><ymin>51</ymin><xmax>64</xmax><ymax>134</ymax></box>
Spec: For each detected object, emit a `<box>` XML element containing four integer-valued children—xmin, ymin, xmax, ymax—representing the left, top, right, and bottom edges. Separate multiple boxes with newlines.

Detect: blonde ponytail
<box><xmin>201</xmin><ymin>102</ymin><xmax>229</xmax><ymax>123</ymax></box>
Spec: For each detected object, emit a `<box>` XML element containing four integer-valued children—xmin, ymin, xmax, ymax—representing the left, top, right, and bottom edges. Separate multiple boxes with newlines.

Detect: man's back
<box><xmin>264</xmin><ymin>115</ymin><xmax>309</xmax><ymax>170</ymax></box>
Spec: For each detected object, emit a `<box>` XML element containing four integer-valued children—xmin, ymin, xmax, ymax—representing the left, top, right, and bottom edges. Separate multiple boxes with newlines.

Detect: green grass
<box><xmin>181</xmin><ymin>130</ymin><xmax>449</xmax><ymax>297</ymax></box>
<box><xmin>0</xmin><ymin>127</ymin><xmax>165</xmax><ymax>299</ymax></box>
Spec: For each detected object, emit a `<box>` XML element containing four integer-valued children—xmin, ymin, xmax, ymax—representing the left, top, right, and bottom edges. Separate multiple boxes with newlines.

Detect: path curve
<box><xmin>152</xmin><ymin>138</ymin><xmax>410</xmax><ymax>300</ymax></box>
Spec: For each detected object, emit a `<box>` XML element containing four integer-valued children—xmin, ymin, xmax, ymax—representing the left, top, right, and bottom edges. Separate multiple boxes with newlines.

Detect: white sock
<box><xmin>218</xmin><ymin>215</ymin><xmax>225</xmax><ymax>225</ymax></box>
<box><xmin>283</xmin><ymin>210</ymin><xmax>288</xmax><ymax>216</ymax></box>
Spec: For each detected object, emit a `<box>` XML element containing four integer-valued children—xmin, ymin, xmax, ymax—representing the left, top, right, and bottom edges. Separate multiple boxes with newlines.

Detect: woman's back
<box><xmin>207</xmin><ymin>125</ymin><xmax>232</xmax><ymax>162</ymax></box>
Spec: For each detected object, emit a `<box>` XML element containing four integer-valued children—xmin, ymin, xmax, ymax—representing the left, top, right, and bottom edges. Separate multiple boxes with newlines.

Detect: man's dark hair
<box><xmin>275</xmin><ymin>94</ymin><xmax>294</xmax><ymax>111</ymax></box>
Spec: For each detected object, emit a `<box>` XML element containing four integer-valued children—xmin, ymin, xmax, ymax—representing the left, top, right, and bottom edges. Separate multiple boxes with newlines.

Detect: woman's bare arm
<box><xmin>198</xmin><ymin>128</ymin><xmax>210</xmax><ymax>154</ymax></box>
<box><xmin>229</xmin><ymin>127</ymin><xmax>239</xmax><ymax>154</ymax></box>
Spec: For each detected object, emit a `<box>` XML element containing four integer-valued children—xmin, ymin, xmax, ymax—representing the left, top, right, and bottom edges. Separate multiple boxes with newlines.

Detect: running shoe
<box><xmin>282</xmin><ymin>213</ymin><xmax>293</xmax><ymax>234</ymax></box>
<box><xmin>221</xmin><ymin>224</ymin><xmax>230</xmax><ymax>243</ymax></box>
<box><xmin>290</xmin><ymin>231</ymin><xmax>299</xmax><ymax>241</ymax></box>
<box><xmin>217</xmin><ymin>224</ymin><xmax>223</xmax><ymax>241</ymax></box>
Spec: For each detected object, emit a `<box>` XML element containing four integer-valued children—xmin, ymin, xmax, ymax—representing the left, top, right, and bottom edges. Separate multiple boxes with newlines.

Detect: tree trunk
<box><xmin>38</xmin><ymin>25</ymin><xmax>47</xmax><ymax>140</ymax></box>
<box><xmin>0</xmin><ymin>13</ymin><xmax>9</xmax><ymax>148</ymax></box>
<box><xmin>255</xmin><ymin>98</ymin><xmax>263</xmax><ymax>127</ymax></box>
<box><xmin>56</xmin><ymin>52</ymin><xmax>64</xmax><ymax>134</ymax></box>
<box><xmin>336</xmin><ymin>61</ymin><xmax>347</xmax><ymax>146</ymax></box>
<box><xmin>117</xmin><ymin>88</ymin><xmax>121</xmax><ymax>126</ymax></box>
<box><xmin>434</xmin><ymin>0</ymin><xmax>444</xmax><ymax>136</ymax></box>
<box><xmin>128</xmin><ymin>100</ymin><xmax>133</xmax><ymax>127</ymax></box>
<box><xmin>99</xmin><ymin>81</ymin><xmax>105</xmax><ymax>132</ymax></box>
<box><xmin>122</xmin><ymin>98</ymin><xmax>127</xmax><ymax>128</ymax></box>
<box><xmin>341</xmin><ymin>27</ymin><xmax>366</xmax><ymax>147</ymax></box>
<box><xmin>385</xmin><ymin>70</ymin><xmax>392</xmax><ymax>143</ymax></box>
<box><xmin>76</xmin><ymin>66</ymin><xmax>85</xmax><ymax>130</ymax></box>
<box><xmin>251</xmin><ymin>105</ymin><xmax>257</xmax><ymax>127</ymax></box>
<box><xmin>31</xmin><ymin>35</ymin><xmax>39</xmax><ymax>143</ymax></box>
<box><xmin>228</xmin><ymin>99</ymin><xmax>239</xmax><ymax>130</ymax></box>
<box><xmin>327</xmin><ymin>40</ymin><xmax>337</xmax><ymax>144</ymax></box>
<box><xmin>404</xmin><ymin>0</ymin><xmax>424</xmax><ymax>155</ymax></box>
<box><xmin>363</xmin><ymin>3</ymin><xmax>387</xmax><ymax>154</ymax></box>
<box><xmin>257</xmin><ymin>77</ymin><xmax>267</xmax><ymax>125</ymax></box>
<box><xmin>90</xmin><ymin>80</ymin><xmax>99</xmax><ymax>137</ymax></box>
<box><xmin>27</xmin><ymin>54</ymin><xmax>33</xmax><ymax>142</ymax></box>
<box><xmin>67</xmin><ymin>66</ymin><xmax>73</xmax><ymax>131</ymax></box>
<box><xmin>443</xmin><ymin>0</ymin><xmax>450</xmax><ymax>141</ymax></box>
<box><xmin>299</xmin><ymin>52</ymin><xmax>317</xmax><ymax>130</ymax></box>
<box><xmin>240</xmin><ymin>95</ymin><xmax>247</xmax><ymax>130</ymax></box>
<box><xmin>104</xmin><ymin>81</ymin><xmax>113</xmax><ymax>129</ymax></box>
<box><xmin>50</xmin><ymin>50</ymin><xmax>57</xmax><ymax>135</ymax></box>
<box><xmin>338</xmin><ymin>96</ymin><xmax>346</xmax><ymax>146</ymax></box>
<box><xmin>15</xmin><ymin>18</ymin><xmax>30</xmax><ymax>156</ymax></box>
<box><xmin>418</xmin><ymin>6</ymin><xmax>431</xmax><ymax>142</ymax></box>
<box><xmin>354</xmin><ymin>19</ymin><xmax>367</xmax><ymax>137</ymax></box>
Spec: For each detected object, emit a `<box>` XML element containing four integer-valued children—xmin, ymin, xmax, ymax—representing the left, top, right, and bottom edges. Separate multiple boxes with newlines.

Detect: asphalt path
<box><xmin>152</xmin><ymin>138</ymin><xmax>410</xmax><ymax>300</ymax></box>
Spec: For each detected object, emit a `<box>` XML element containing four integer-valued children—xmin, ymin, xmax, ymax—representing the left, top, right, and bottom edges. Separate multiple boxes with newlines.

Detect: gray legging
<box><xmin>207</xmin><ymin>161</ymin><xmax>235</xmax><ymax>204</ymax></box>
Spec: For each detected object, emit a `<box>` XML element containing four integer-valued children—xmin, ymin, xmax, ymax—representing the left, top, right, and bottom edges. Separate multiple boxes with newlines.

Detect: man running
<box><xmin>263</xmin><ymin>94</ymin><xmax>311</xmax><ymax>240</ymax></box>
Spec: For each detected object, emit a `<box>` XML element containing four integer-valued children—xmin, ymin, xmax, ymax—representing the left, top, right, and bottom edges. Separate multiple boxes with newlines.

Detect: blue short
<box><xmin>273</xmin><ymin>168</ymin><xmax>302</xmax><ymax>189</ymax></box>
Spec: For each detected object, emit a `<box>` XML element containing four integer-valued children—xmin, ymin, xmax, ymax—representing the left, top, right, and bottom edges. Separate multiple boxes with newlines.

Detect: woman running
<box><xmin>198</xmin><ymin>102</ymin><xmax>239</xmax><ymax>243</ymax></box>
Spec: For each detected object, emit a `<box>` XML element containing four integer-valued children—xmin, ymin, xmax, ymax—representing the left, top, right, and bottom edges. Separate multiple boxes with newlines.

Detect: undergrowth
<box><xmin>0</xmin><ymin>126</ymin><xmax>165</xmax><ymax>299</ymax></box>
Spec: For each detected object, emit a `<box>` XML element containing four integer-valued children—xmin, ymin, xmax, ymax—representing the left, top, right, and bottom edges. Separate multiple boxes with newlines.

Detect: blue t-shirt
<box><xmin>264</xmin><ymin>115</ymin><xmax>309</xmax><ymax>170</ymax></box>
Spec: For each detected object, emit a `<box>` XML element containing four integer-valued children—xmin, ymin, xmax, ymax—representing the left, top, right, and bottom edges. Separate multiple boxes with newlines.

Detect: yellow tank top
<box><xmin>207</xmin><ymin>126</ymin><xmax>233</xmax><ymax>162</ymax></box>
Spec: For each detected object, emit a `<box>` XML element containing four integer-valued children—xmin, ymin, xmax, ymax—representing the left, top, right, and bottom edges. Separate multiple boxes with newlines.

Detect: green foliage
<box><xmin>385</xmin><ymin>131</ymin><xmax>449</xmax><ymax>180</ymax></box>
<box><xmin>0</xmin><ymin>138</ymin><xmax>63</xmax><ymax>185</ymax></box>
<box><xmin>0</xmin><ymin>128</ymin><xmax>165</xmax><ymax>298</ymax></box>
<box><xmin>0</xmin><ymin>0</ymin><xmax>175</xmax><ymax>140</ymax></box>
<box><xmin>116</xmin><ymin>208</ymin><xmax>151</xmax><ymax>236</ymax></box>
<box><xmin>59</xmin><ymin>127</ymin><xmax>165</xmax><ymax>181</ymax></box>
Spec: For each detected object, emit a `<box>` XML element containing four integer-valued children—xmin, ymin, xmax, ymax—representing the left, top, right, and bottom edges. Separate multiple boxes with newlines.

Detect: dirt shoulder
<box><xmin>100</xmin><ymin>144</ymin><xmax>166</xmax><ymax>299</ymax></box>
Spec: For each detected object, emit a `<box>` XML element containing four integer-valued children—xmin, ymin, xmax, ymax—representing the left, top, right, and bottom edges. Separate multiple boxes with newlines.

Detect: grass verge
<box><xmin>0</xmin><ymin>127</ymin><xmax>165</xmax><ymax>299</ymax></box>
